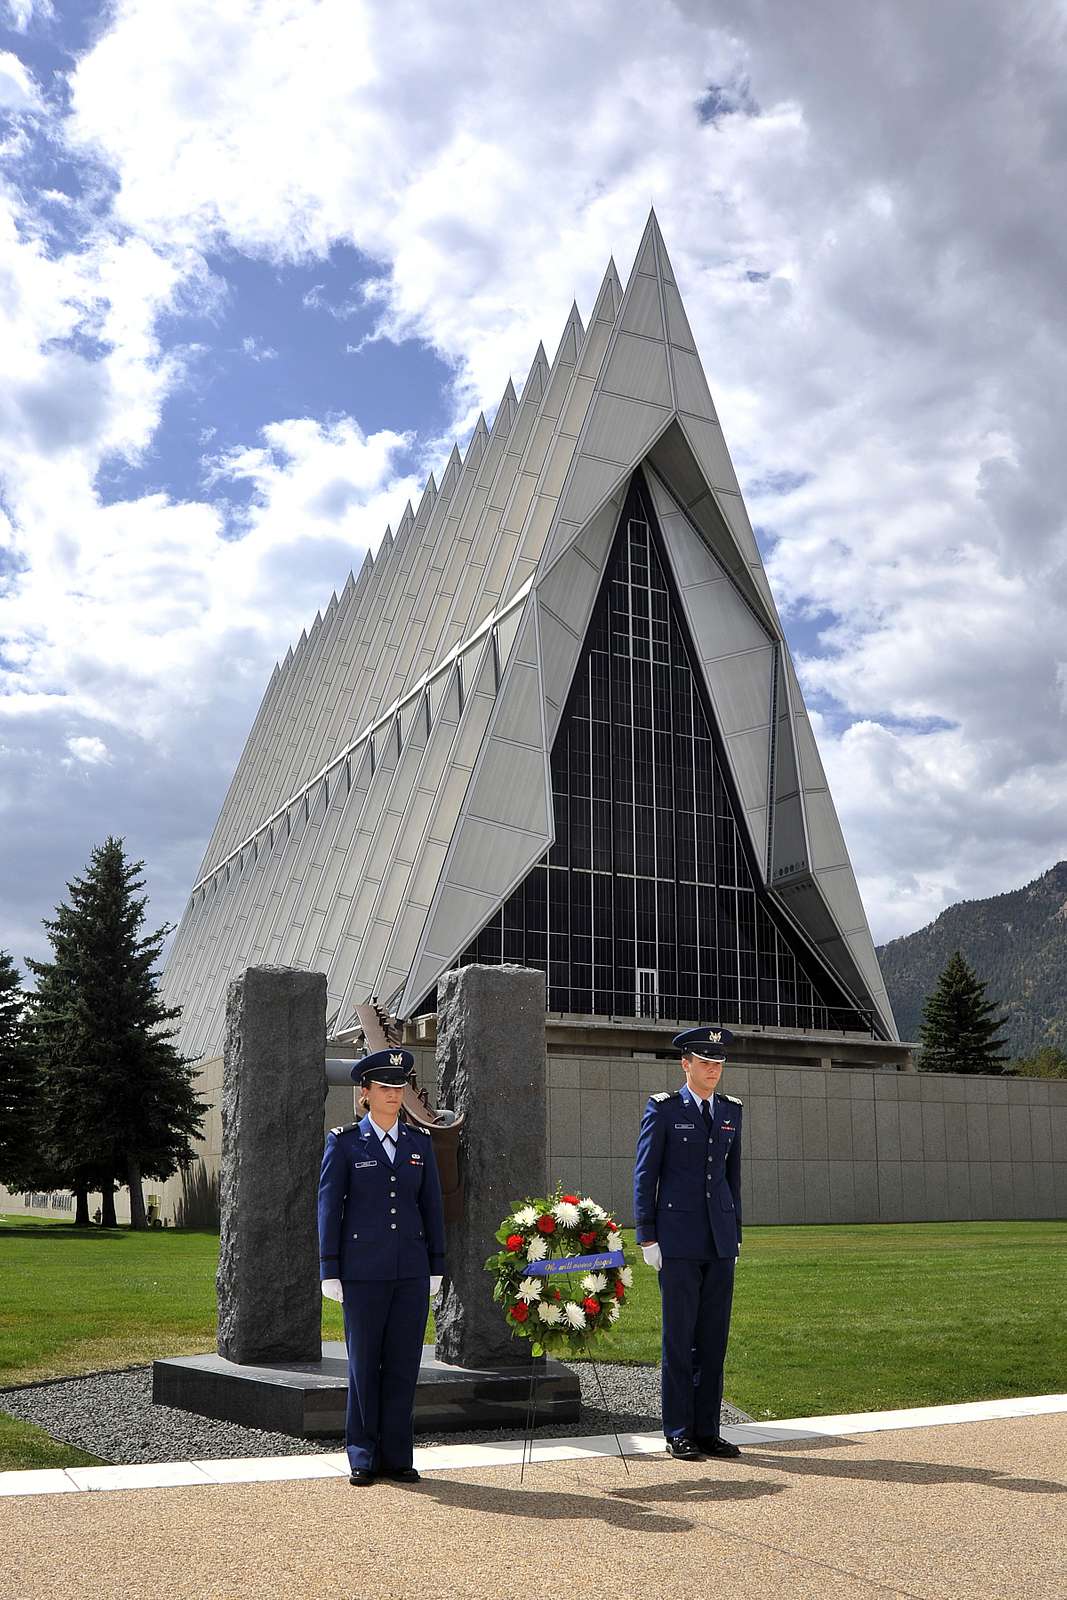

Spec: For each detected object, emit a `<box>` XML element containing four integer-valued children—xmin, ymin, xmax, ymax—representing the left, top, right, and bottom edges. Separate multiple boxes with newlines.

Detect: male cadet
<box><xmin>633</xmin><ymin>1025</ymin><xmax>742</xmax><ymax>1461</ymax></box>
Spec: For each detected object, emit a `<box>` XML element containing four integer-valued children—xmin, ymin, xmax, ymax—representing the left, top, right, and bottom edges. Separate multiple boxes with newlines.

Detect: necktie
<box><xmin>701</xmin><ymin>1099</ymin><xmax>713</xmax><ymax>1137</ymax></box>
<box><xmin>381</xmin><ymin>1131</ymin><xmax>396</xmax><ymax>1164</ymax></box>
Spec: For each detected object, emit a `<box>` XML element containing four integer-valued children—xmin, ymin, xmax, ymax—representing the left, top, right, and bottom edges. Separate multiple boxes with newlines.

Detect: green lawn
<box><xmin>598</xmin><ymin>1220</ymin><xmax>1067</xmax><ymax>1420</ymax></box>
<box><xmin>0</xmin><ymin>1216</ymin><xmax>347</xmax><ymax>1384</ymax></box>
<box><xmin>2</xmin><ymin>1215</ymin><xmax>1064</xmax><ymax>1469</ymax></box>
<box><xmin>0</xmin><ymin>1413</ymin><xmax>102</xmax><ymax>1473</ymax></box>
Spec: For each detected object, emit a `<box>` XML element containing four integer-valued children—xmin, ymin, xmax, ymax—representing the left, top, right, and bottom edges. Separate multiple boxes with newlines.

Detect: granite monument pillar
<box><xmin>216</xmin><ymin>964</ymin><xmax>326</xmax><ymax>1364</ymax></box>
<box><xmin>434</xmin><ymin>963</ymin><xmax>547</xmax><ymax>1368</ymax></box>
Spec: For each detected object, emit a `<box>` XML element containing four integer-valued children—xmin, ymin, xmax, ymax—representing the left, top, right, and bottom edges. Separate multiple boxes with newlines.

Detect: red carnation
<box><xmin>553</xmin><ymin>1288</ymin><xmax>562</xmax><ymax>1300</ymax></box>
<box><xmin>614</xmin><ymin>1280</ymin><xmax>626</xmax><ymax>1300</ymax></box>
<box><xmin>582</xmin><ymin>1297</ymin><xmax>601</xmax><ymax>1316</ymax></box>
<box><xmin>511</xmin><ymin>1302</ymin><xmax>530</xmax><ymax>1323</ymax></box>
<box><xmin>536</xmin><ymin>1214</ymin><xmax>556</xmax><ymax>1234</ymax></box>
<box><xmin>562</xmin><ymin>1194</ymin><xmax>579</xmax><ymax>1204</ymax></box>
<box><xmin>579</xmin><ymin>1231</ymin><xmax>597</xmax><ymax>1247</ymax></box>
<box><xmin>505</xmin><ymin>1234</ymin><xmax>524</xmax><ymax>1252</ymax></box>
<box><xmin>606</xmin><ymin>1220</ymin><xmax>619</xmax><ymax>1231</ymax></box>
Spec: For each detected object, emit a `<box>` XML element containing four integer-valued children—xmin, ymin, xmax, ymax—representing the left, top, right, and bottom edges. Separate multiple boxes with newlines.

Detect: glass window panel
<box><xmin>457</xmin><ymin>479</ymin><xmax>872</xmax><ymax>1033</ymax></box>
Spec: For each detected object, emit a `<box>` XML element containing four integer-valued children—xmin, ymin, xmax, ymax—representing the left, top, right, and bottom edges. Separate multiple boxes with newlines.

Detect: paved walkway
<box><xmin>2</xmin><ymin>1400</ymin><xmax>1065</xmax><ymax>1599</ymax></box>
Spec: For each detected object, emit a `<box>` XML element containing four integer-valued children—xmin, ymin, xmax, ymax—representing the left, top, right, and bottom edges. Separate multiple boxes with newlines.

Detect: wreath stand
<box><xmin>487</xmin><ymin>1192</ymin><xmax>636</xmax><ymax>1482</ymax></box>
<box><xmin>519</xmin><ymin>1322</ymin><xmax>631</xmax><ymax>1482</ymax></box>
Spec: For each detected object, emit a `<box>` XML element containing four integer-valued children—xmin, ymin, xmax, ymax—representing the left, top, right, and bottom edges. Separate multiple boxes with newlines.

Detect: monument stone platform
<box><xmin>153</xmin><ymin>1344</ymin><xmax>580</xmax><ymax>1438</ymax></box>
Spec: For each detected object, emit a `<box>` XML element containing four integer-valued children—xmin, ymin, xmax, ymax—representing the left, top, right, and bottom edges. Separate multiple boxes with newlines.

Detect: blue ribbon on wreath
<box><xmin>524</xmin><ymin>1249</ymin><xmax>625</xmax><ymax>1277</ymax></box>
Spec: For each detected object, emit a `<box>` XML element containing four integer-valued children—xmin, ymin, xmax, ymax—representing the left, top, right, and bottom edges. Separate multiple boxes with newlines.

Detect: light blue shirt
<box><xmin>368</xmin><ymin>1116</ymin><xmax>399</xmax><ymax>1163</ymax></box>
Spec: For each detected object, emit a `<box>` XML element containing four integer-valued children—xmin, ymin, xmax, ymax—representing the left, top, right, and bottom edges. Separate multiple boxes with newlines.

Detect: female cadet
<box><xmin>318</xmin><ymin>1048</ymin><xmax>446</xmax><ymax>1486</ymax></box>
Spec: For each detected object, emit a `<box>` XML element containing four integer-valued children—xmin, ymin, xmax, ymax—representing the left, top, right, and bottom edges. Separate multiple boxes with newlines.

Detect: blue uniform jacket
<box><xmin>633</xmin><ymin>1087</ymin><xmax>742</xmax><ymax>1259</ymax></box>
<box><xmin>318</xmin><ymin>1115</ymin><xmax>446</xmax><ymax>1281</ymax></box>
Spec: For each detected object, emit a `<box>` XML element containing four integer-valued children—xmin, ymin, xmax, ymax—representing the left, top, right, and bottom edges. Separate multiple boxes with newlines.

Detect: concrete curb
<box><xmin>2</xmin><ymin>1392</ymin><xmax>1065</xmax><ymax>1498</ymax></box>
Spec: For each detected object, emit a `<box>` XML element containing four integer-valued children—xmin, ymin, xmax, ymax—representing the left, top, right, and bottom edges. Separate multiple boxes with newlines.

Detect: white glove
<box><xmin>321</xmin><ymin>1278</ymin><xmax>344</xmax><ymax>1303</ymax></box>
<box><xmin>429</xmin><ymin>1275</ymin><xmax>443</xmax><ymax>1296</ymax></box>
<box><xmin>640</xmin><ymin>1242</ymin><xmax>663</xmax><ymax>1271</ymax></box>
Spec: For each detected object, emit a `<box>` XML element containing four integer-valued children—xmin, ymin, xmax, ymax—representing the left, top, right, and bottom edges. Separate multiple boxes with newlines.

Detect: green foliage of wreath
<box><xmin>483</xmin><ymin>1184</ymin><xmax>634</xmax><ymax>1358</ymax></box>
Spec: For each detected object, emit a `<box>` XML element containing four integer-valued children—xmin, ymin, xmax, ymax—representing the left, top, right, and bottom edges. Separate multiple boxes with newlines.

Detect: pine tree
<box><xmin>27</xmin><ymin>837</ymin><xmax>206</xmax><ymax>1228</ymax></box>
<box><xmin>0</xmin><ymin>950</ymin><xmax>39</xmax><ymax>1190</ymax></box>
<box><xmin>918</xmin><ymin>950</ymin><xmax>1009</xmax><ymax>1075</ymax></box>
<box><xmin>24</xmin><ymin>943</ymin><xmax>104</xmax><ymax>1223</ymax></box>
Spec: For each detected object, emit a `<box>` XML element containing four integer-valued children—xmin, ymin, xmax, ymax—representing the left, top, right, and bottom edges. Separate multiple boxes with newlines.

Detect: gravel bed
<box><xmin>0</xmin><ymin>1365</ymin><xmax>751</xmax><ymax>1466</ymax></box>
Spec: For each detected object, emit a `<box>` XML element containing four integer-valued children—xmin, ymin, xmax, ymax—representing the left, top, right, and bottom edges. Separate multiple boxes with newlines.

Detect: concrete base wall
<box><xmin>547</xmin><ymin>1056</ymin><xmax>1067</xmax><ymax>1226</ymax></box>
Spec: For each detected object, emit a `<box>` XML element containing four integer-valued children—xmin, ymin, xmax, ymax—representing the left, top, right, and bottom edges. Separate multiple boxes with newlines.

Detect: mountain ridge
<box><xmin>876</xmin><ymin>861</ymin><xmax>1067</xmax><ymax>1055</ymax></box>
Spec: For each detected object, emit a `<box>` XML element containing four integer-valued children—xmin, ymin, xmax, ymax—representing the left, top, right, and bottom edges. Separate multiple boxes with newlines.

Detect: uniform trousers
<box><xmin>341</xmin><ymin>1277</ymin><xmax>429</xmax><ymax>1472</ymax></box>
<box><xmin>659</xmin><ymin>1254</ymin><xmax>735</xmax><ymax>1439</ymax></box>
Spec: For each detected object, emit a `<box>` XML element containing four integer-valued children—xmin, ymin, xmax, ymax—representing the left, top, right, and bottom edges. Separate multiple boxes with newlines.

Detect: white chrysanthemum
<box><xmin>552</xmin><ymin>1200</ymin><xmax>581</xmax><ymax>1228</ymax></box>
<box><xmin>619</xmin><ymin>1266</ymin><xmax>634</xmax><ymax>1288</ymax></box>
<box><xmin>583</xmin><ymin>1201</ymin><xmax>607</xmax><ymax>1219</ymax></box>
<box><xmin>512</xmin><ymin>1206</ymin><xmax>538</xmax><ymax>1228</ymax></box>
<box><xmin>516</xmin><ymin>1277</ymin><xmax>543</xmax><ymax>1304</ymax></box>
<box><xmin>607</xmin><ymin>1301</ymin><xmax>621</xmax><ymax>1324</ymax></box>
<box><xmin>581</xmin><ymin>1272</ymin><xmax>608</xmax><ymax>1294</ymax></box>
<box><xmin>537</xmin><ymin>1302</ymin><xmax>563</xmax><ymax>1324</ymax></box>
<box><xmin>525</xmin><ymin>1235</ymin><xmax>548</xmax><ymax>1262</ymax></box>
<box><xmin>563</xmin><ymin>1302</ymin><xmax>586</xmax><ymax>1330</ymax></box>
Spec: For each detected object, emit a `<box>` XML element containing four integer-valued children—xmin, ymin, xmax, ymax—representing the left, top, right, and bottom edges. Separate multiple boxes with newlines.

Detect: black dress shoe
<box><xmin>695</xmin><ymin>1435</ymin><xmax>741</xmax><ymax>1458</ymax></box>
<box><xmin>348</xmin><ymin>1469</ymin><xmax>376</xmax><ymax>1486</ymax></box>
<box><xmin>665</xmin><ymin>1436</ymin><xmax>704</xmax><ymax>1461</ymax></box>
<box><xmin>379</xmin><ymin>1465</ymin><xmax>420</xmax><ymax>1483</ymax></box>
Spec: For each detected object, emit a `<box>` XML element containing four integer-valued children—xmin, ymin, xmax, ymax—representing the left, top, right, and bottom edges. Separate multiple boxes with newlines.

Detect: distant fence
<box><xmin>24</xmin><ymin>1192</ymin><xmax>73</xmax><ymax>1211</ymax></box>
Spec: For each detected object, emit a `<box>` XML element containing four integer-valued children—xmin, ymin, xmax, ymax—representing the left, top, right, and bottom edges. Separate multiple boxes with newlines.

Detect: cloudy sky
<box><xmin>1</xmin><ymin>0</ymin><xmax>1065</xmax><ymax>975</ymax></box>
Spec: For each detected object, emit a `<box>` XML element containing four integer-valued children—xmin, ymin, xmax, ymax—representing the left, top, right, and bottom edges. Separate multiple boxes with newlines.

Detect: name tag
<box><xmin>674</xmin><ymin>1123</ymin><xmax>695</xmax><ymax>1129</ymax></box>
<box><xmin>353</xmin><ymin>1160</ymin><xmax>377</xmax><ymax>1169</ymax></box>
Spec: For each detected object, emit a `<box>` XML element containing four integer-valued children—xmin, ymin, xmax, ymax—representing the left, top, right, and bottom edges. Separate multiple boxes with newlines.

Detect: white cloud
<box><xmin>0</xmin><ymin>433</ymin><xmax>414</xmax><ymax>744</ymax></box>
<box><xmin>64</xmin><ymin>735</ymin><xmax>110</xmax><ymax>765</ymax></box>
<box><xmin>2</xmin><ymin>0</ymin><xmax>1066</xmax><ymax>965</ymax></box>
<box><xmin>0</xmin><ymin>50</ymin><xmax>42</xmax><ymax>112</ymax></box>
<box><xmin>241</xmin><ymin>335</ymin><xmax>277</xmax><ymax>361</ymax></box>
<box><xmin>210</xmin><ymin>416</ymin><xmax>414</xmax><ymax>530</ymax></box>
<box><xmin>813</xmin><ymin>713</ymin><xmax>1067</xmax><ymax>942</ymax></box>
<box><xmin>1</xmin><ymin>2</ymin><xmax>53</xmax><ymax>37</ymax></box>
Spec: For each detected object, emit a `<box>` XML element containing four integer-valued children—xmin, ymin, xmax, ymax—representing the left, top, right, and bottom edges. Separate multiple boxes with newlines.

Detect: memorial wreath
<box><xmin>485</xmin><ymin>1186</ymin><xmax>634</xmax><ymax>1358</ymax></box>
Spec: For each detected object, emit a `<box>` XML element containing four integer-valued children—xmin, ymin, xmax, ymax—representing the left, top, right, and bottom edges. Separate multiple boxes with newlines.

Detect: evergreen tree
<box><xmin>27</xmin><ymin>837</ymin><xmax>205</xmax><ymax>1228</ymax></box>
<box><xmin>0</xmin><ymin>950</ymin><xmax>39</xmax><ymax>1190</ymax></box>
<box><xmin>23</xmin><ymin>952</ymin><xmax>101</xmax><ymax>1223</ymax></box>
<box><xmin>918</xmin><ymin>950</ymin><xmax>1009</xmax><ymax>1074</ymax></box>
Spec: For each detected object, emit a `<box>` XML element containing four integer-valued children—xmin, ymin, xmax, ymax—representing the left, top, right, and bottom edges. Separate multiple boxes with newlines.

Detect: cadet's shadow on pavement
<box><xmin>733</xmin><ymin>1442</ymin><xmax>1067</xmax><ymax>1497</ymax></box>
<box><xmin>414</xmin><ymin>1470</ymin><xmax>784</xmax><ymax>1532</ymax></box>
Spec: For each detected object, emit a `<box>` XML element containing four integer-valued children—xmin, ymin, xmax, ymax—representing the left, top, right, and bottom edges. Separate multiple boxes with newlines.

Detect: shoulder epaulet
<box><xmin>330</xmin><ymin>1122</ymin><xmax>359</xmax><ymax>1136</ymax></box>
<box><xmin>405</xmin><ymin>1122</ymin><xmax>431</xmax><ymax>1138</ymax></box>
<box><xmin>650</xmin><ymin>1091</ymin><xmax>677</xmax><ymax>1103</ymax></box>
<box><xmin>721</xmin><ymin>1093</ymin><xmax>743</xmax><ymax>1106</ymax></box>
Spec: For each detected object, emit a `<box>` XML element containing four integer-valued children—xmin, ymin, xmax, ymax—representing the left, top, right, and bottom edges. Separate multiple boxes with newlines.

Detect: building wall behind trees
<box><xmin>546</xmin><ymin>1056</ymin><xmax>1066</xmax><ymax>1226</ymax></box>
<box><xmin>5</xmin><ymin>1046</ymin><xmax>1062</xmax><ymax>1228</ymax></box>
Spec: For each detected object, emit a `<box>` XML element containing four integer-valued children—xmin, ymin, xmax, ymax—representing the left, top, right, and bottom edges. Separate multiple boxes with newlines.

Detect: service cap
<box><xmin>355</xmin><ymin>1047</ymin><xmax>414</xmax><ymax>1087</ymax></box>
<box><xmin>672</xmin><ymin>1025</ymin><xmax>734</xmax><ymax>1062</ymax></box>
